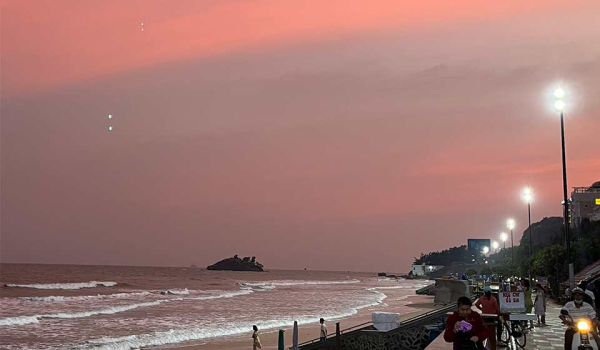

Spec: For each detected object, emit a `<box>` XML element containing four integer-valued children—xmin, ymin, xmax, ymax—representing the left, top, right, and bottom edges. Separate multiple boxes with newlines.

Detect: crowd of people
<box><xmin>443</xmin><ymin>276</ymin><xmax>600</xmax><ymax>350</ymax></box>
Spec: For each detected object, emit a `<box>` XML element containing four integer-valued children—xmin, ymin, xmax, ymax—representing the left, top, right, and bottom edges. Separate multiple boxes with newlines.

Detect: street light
<box><xmin>523</xmin><ymin>187</ymin><xmax>533</xmax><ymax>259</ymax></box>
<box><xmin>500</xmin><ymin>232</ymin><xmax>508</xmax><ymax>249</ymax></box>
<box><xmin>554</xmin><ymin>87</ymin><xmax>574</xmax><ymax>289</ymax></box>
<box><xmin>483</xmin><ymin>246</ymin><xmax>490</xmax><ymax>255</ymax></box>
<box><xmin>507</xmin><ymin>218</ymin><xmax>516</xmax><ymax>261</ymax></box>
<box><xmin>492</xmin><ymin>241</ymin><xmax>499</xmax><ymax>251</ymax></box>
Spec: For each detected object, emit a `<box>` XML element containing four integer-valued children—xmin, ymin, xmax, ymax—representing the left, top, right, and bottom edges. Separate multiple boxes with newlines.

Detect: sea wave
<box><xmin>74</xmin><ymin>289</ymin><xmax>385</xmax><ymax>350</ymax></box>
<box><xmin>240</xmin><ymin>279</ymin><xmax>361</xmax><ymax>288</ymax></box>
<box><xmin>20</xmin><ymin>291</ymin><xmax>152</xmax><ymax>302</ymax></box>
<box><xmin>0</xmin><ymin>300</ymin><xmax>164</xmax><ymax>326</ymax></box>
<box><xmin>5</xmin><ymin>281</ymin><xmax>118</xmax><ymax>290</ymax></box>
<box><xmin>1</xmin><ymin>288</ymin><xmax>255</xmax><ymax>327</ymax></box>
<box><xmin>160</xmin><ymin>288</ymin><xmax>190</xmax><ymax>295</ymax></box>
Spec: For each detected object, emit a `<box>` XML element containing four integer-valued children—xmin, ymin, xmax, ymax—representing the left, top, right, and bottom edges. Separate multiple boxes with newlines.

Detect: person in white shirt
<box><xmin>319</xmin><ymin>318</ymin><xmax>327</xmax><ymax>343</ymax></box>
<box><xmin>581</xmin><ymin>280</ymin><xmax>596</xmax><ymax>311</ymax></box>
<box><xmin>560</xmin><ymin>288</ymin><xmax>599</xmax><ymax>350</ymax></box>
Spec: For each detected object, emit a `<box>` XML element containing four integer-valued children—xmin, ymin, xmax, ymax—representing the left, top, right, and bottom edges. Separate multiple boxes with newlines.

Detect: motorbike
<box><xmin>560</xmin><ymin>309</ymin><xmax>599</xmax><ymax>350</ymax></box>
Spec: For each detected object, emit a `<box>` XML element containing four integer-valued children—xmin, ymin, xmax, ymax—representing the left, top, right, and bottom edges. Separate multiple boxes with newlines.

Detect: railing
<box><xmin>573</xmin><ymin>187</ymin><xmax>600</xmax><ymax>193</ymax></box>
<box><xmin>298</xmin><ymin>303</ymin><xmax>460</xmax><ymax>348</ymax></box>
<box><xmin>297</xmin><ymin>321</ymin><xmax>372</xmax><ymax>347</ymax></box>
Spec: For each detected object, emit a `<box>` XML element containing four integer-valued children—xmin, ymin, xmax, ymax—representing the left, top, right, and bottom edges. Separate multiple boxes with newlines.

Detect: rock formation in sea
<box><xmin>206</xmin><ymin>255</ymin><xmax>264</xmax><ymax>271</ymax></box>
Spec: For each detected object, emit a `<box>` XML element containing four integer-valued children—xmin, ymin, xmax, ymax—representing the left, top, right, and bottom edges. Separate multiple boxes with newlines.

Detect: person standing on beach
<box><xmin>252</xmin><ymin>325</ymin><xmax>262</xmax><ymax>350</ymax></box>
<box><xmin>319</xmin><ymin>318</ymin><xmax>327</xmax><ymax>343</ymax></box>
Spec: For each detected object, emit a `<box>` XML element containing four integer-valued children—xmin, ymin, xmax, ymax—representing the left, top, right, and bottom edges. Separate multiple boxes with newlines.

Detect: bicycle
<box><xmin>498</xmin><ymin>314</ymin><xmax>528</xmax><ymax>349</ymax></box>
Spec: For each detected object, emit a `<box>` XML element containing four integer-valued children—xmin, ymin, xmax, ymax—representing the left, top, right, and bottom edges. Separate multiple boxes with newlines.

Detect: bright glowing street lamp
<box><xmin>483</xmin><ymin>246</ymin><xmax>490</xmax><ymax>255</ymax></box>
<box><xmin>553</xmin><ymin>87</ymin><xmax>573</xmax><ymax>289</ymax></box>
<box><xmin>507</xmin><ymin>218</ymin><xmax>516</xmax><ymax>261</ymax></box>
<box><xmin>492</xmin><ymin>241</ymin><xmax>499</xmax><ymax>252</ymax></box>
<box><xmin>500</xmin><ymin>232</ymin><xmax>508</xmax><ymax>249</ymax></box>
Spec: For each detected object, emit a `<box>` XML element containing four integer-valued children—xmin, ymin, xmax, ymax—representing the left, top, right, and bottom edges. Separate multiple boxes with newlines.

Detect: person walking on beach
<box><xmin>252</xmin><ymin>325</ymin><xmax>262</xmax><ymax>350</ymax></box>
<box><xmin>319</xmin><ymin>318</ymin><xmax>327</xmax><ymax>343</ymax></box>
<box><xmin>534</xmin><ymin>283</ymin><xmax>546</xmax><ymax>326</ymax></box>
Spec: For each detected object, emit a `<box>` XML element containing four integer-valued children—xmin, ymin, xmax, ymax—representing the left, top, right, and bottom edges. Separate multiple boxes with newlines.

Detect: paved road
<box><xmin>504</xmin><ymin>301</ymin><xmax>565</xmax><ymax>350</ymax></box>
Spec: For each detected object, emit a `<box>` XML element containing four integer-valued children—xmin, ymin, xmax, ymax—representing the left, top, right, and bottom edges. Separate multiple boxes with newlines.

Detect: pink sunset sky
<box><xmin>1</xmin><ymin>0</ymin><xmax>599</xmax><ymax>272</ymax></box>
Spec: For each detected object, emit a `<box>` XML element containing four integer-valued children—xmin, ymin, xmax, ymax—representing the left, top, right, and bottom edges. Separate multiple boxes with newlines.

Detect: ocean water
<box><xmin>0</xmin><ymin>264</ymin><xmax>428</xmax><ymax>350</ymax></box>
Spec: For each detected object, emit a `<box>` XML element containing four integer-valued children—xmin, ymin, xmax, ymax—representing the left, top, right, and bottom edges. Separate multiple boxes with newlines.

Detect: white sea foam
<box><xmin>160</xmin><ymin>288</ymin><xmax>190</xmax><ymax>295</ymax></box>
<box><xmin>1</xmin><ymin>288</ymin><xmax>255</xmax><ymax>327</ymax></box>
<box><xmin>187</xmin><ymin>288</ymin><xmax>254</xmax><ymax>301</ymax></box>
<box><xmin>0</xmin><ymin>300</ymin><xmax>163</xmax><ymax>326</ymax></box>
<box><xmin>5</xmin><ymin>281</ymin><xmax>117</xmax><ymax>290</ymax></box>
<box><xmin>21</xmin><ymin>291</ymin><xmax>152</xmax><ymax>302</ymax></box>
<box><xmin>75</xmin><ymin>289</ymin><xmax>385</xmax><ymax>350</ymax></box>
<box><xmin>241</xmin><ymin>279</ymin><xmax>361</xmax><ymax>288</ymax></box>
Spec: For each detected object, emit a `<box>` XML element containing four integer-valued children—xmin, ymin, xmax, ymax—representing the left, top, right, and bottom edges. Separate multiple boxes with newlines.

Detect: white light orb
<box><xmin>507</xmin><ymin>219</ymin><xmax>516</xmax><ymax>230</ymax></box>
<box><xmin>554</xmin><ymin>88</ymin><xmax>565</xmax><ymax>98</ymax></box>
<box><xmin>555</xmin><ymin>100</ymin><xmax>565</xmax><ymax>111</ymax></box>
<box><xmin>108</xmin><ymin>126</ymin><xmax>113</xmax><ymax>131</ymax></box>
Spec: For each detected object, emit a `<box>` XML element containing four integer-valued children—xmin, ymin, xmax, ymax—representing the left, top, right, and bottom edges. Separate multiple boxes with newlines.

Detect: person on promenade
<box><xmin>543</xmin><ymin>284</ymin><xmax>552</xmax><ymax>300</ymax></box>
<box><xmin>522</xmin><ymin>279</ymin><xmax>534</xmax><ymax>328</ymax></box>
<box><xmin>475</xmin><ymin>286</ymin><xmax>501</xmax><ymax>346</ymax></box>
<box><xmin>444</xmin><ymin>296</ymin><xmax>490</xmax><ymax>350</ymax></box>
<box><xmin>252</xmin><ymin>325</ymin><xmax>262</xmax><ymax>350</ymax></box>
<box><xmin>534</xmin><ymin>283</ymin><xmax>547</xmax><ymax>326</ymax></box>
<box><xmin>319</xmin><ymin>318</ymin><xmax>327</xmax><ymax>343</ymax></box>
<box><xmin>560</xmin><ymin>287</ymin><xmax>599</xmax><ymax>350</ymax></box>
<box><xmin>580</xmin><ymin>280</ymin><xmax>596</xmax><ymax>311</ymax></box>
<box><xmin>515</xmin><ymin>280</ymin><xmax>524</xmax><ymax>292</ymax></box>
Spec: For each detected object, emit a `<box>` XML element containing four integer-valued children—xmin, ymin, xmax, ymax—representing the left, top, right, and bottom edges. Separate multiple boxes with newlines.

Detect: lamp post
<box><xmin>523</xmin><ymin>187</ymin><xmax>533</xmax><ymax>258</ymax></box>
<box><xmin>500</xmin><ymin>232</ymin><xmax>508</xmax><ymax>250</ymax></box>
<box><xmin>554</xmin><ymin>87</ymin><xmax>574</xmax><ymax>289</ymax></box>
<box><xmin>492</xmin><ymin>241</ymin><xmax>499</xmax><ymax>252</ymax></box>
<box><xmin>523</xmin><ymin>187</ymin><xmax>533</xmax><ymax>280</ymax></box>
<box><xmin>507</xmin><ymin>219</ymin><xmax>516</xmax><ymax>262</ymax></box>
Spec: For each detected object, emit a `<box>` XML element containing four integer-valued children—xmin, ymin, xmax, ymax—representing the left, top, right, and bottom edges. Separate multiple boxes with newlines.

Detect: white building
<box><xmin>411</xmin><ymin>264</ymin><xmax>444</xmax><ymax>276</ymax></box>
<box><xmin>570</xmin><ymin>182</ymin><xmax>600</xmax><ymax>229</ymax></box>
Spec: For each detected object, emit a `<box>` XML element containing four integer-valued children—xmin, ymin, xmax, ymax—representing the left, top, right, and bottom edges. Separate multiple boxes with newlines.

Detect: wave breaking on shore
<box><xmin>5</xmin><ymin>281</ymin><xmax>118</xmax><ymax>290</ymax></box>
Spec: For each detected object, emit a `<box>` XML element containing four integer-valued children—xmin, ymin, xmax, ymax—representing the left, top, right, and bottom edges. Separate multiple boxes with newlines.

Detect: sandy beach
<box><xmin>164</xmin><ymin>294</ymin><xmax>436</xmax><ymax>350</ymax></box>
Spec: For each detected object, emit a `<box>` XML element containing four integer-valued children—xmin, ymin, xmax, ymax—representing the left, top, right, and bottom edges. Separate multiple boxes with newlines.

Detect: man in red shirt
<box><xmin>445</xmin><ymin>296</ymin><xmax>490</xmax><ymax>350</ymax></box>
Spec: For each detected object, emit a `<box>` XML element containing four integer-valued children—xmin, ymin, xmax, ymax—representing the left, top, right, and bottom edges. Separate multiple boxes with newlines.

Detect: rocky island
<box><xmin>207</xmin><ymin>255</ymin><xmax>264</xmax><ymax>272</ymax></box>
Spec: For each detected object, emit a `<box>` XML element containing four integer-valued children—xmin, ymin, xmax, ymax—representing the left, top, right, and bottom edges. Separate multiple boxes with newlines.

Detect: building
<box><xmin>570</xmin><ymin>181</ymin><xmax>600</xmax><ymax>229</ymax></box>
<box><xmin>467</xmin><ymin>239</ymin><xmax>491</xmax><ymax>253</ymax></box>
<box><xmin>411</xmin><ymin>264</ymin><xmax>444</xmax><ymax>276</ymax></box>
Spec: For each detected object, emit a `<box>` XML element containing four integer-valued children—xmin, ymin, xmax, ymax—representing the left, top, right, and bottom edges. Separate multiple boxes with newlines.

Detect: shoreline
<box><xmin>160</xmin><ymin>294</ymin><xmax>436</xmax><ymax>350</ymax></box>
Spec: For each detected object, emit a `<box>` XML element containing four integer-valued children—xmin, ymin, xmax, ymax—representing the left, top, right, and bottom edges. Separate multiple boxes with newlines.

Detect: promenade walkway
<box><xmin>503</xmin><ymin>300</ymin><xmax>565</xmax><ymax>350</ymax></box>
<box><xmin>426</xmin><ymin>300</ymin><xmax>568</xmax><ymax>350</ymax></box>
